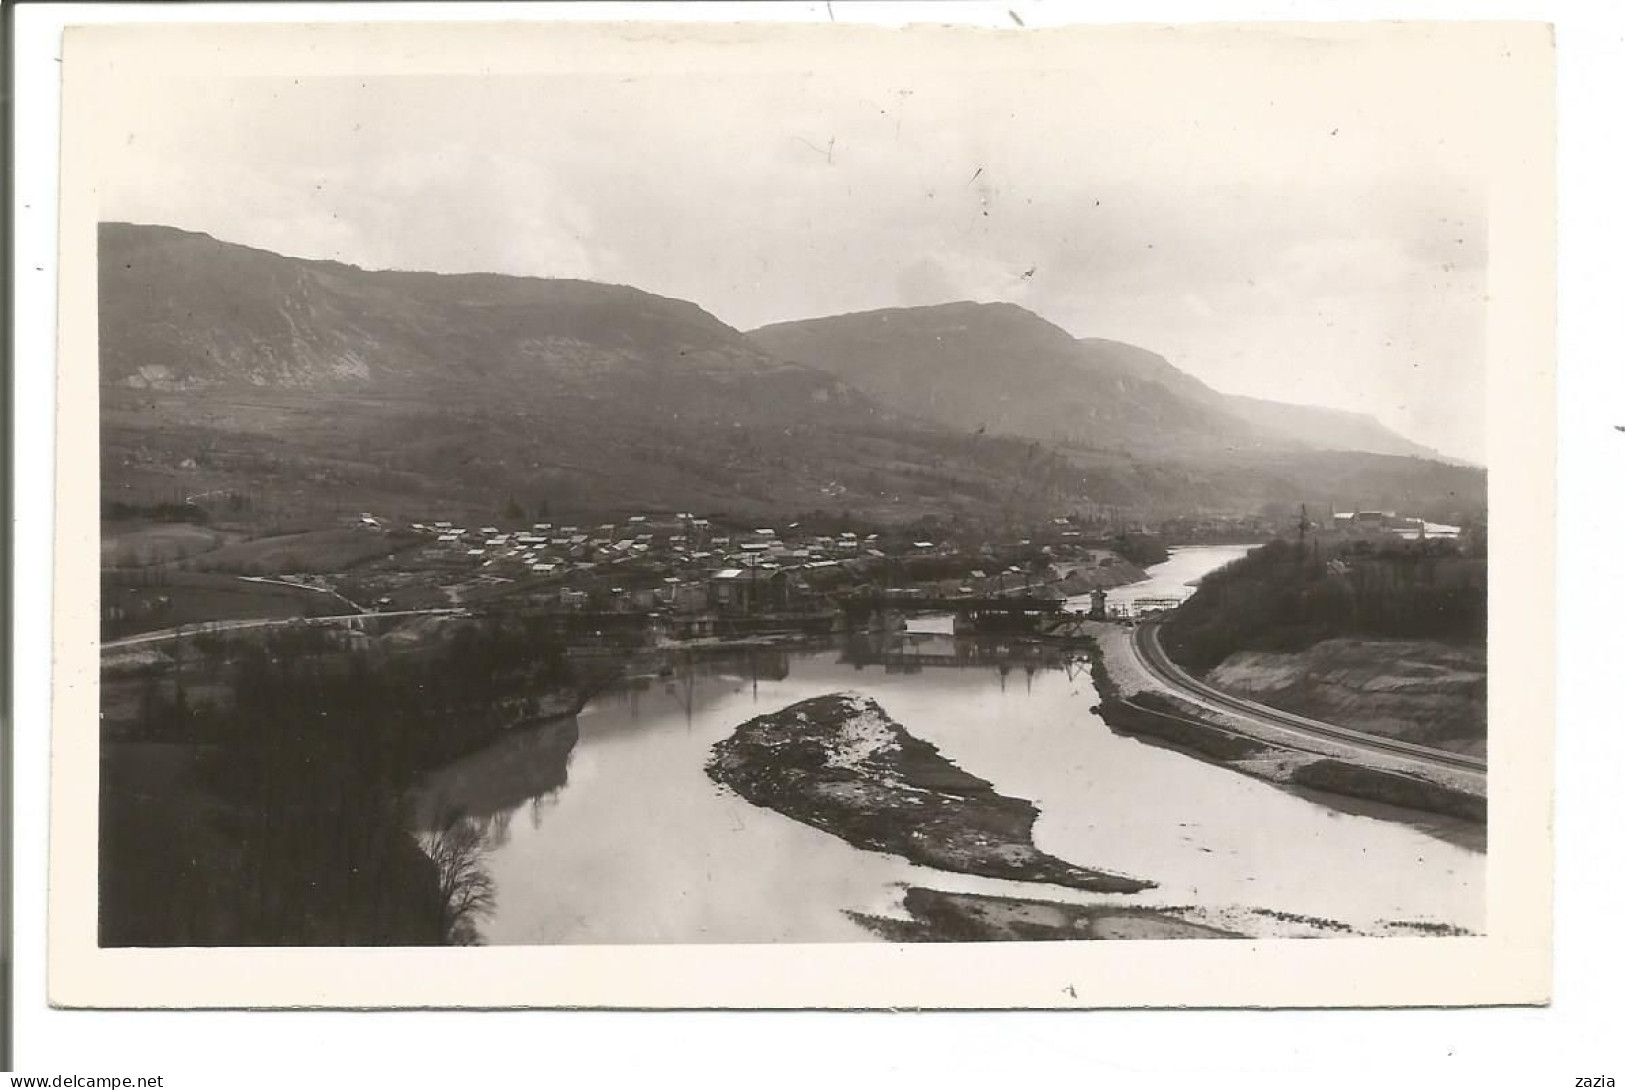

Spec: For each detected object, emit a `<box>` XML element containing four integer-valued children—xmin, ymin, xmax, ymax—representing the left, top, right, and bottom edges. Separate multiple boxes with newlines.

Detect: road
<box><xmin>1131</xmin><ymin>619</ymin><xmax>1488</xmax><ymax>777</ymax></box>
<box><xmin>237</xmin><ymin>574</ymin><xmax>365</xmax><ymax>613</ymax></box>
<box><xmin>102</xmin><ymin>608</ymin><xmax>467</xmax><ymax>652</ymax></box>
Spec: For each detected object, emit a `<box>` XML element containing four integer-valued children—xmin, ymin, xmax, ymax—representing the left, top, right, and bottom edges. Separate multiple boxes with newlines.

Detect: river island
<box><xmin>706</xmin><ymin>691</ymin><xmax>1152</xmax><ymax>894</ymax></box>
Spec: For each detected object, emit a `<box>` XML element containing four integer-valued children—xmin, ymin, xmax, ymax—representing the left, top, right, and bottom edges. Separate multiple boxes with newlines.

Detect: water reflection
<box><xmin>1074</xmin><ymin>543</ymin><xmax>1259</xmax><ymax>616</ymax></box>
<box><xmin>412</xmin><ymin>717</ymin><xmax>580</xmax><ymax>846</ymax></box>
<box><xmin>412</xmin><ymin>547</ymin><xmax>1484</xmax><ymax>944</ymax></box>
<box><xmin>839</xmin><ymin>632</ymin><xmax>1086</xmax><ymax>674</ymax></box>
<box><xmin>586</xmin><ymin>648</ymin><xmax>798</xmax><ymax>739</ymax></box>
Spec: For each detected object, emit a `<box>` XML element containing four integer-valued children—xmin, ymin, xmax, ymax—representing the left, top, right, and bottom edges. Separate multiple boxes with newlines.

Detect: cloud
<box><xmin>89</xmin><ymin>34</ymin><xmax>1492</xmax><ymax>460</ymax></box>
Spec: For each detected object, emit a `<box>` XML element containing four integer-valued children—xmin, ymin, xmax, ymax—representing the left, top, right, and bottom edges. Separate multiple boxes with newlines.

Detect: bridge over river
<box><xmin>839</xmin><ymin>591</ymin><xmax>1069</xmax><ymax>634</ymax></box>
<box><xmin>839</xmin><ymin>637</ymin><xmax>1088</xmax><ymax>674</ymax></box>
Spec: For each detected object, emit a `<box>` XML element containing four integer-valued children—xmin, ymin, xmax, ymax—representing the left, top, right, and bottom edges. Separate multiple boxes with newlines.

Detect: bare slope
<box><xmin>1206</xmin><ymin>639</ymin><xmax>1487</xmax><ymax>756</ymax></box>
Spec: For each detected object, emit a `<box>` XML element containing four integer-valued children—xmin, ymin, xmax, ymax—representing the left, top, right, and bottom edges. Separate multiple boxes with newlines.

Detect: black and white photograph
<box><xmin>42</xmin><ymin>15</ymin><xmax>1555</xmax><ymax>1008</ymax></box>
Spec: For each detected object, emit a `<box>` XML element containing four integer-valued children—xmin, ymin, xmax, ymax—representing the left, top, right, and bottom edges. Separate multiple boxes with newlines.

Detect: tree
<box><xmin>422</xmin><ymin>812</ymin><xmax>496</xmax><ymax>945</ymax></box>
<box><xmin>503</xmin><ymin>496</ymin><xmax>525</xmax><ymax>522</ymax></box>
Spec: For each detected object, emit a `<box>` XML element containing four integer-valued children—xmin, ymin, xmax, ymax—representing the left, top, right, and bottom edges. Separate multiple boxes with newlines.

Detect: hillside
<box><xmin>100</xmin><ymin>224</ymin><xmax>1108</xmax><ymax>524</ymax></box>
<box><xmin>102</xmin><ymin>222</ymin><xmax>848</xmax><ymax>420</ymax></box>
<box><xmin>1206</xmin><ymin>639</ymin><xmax>1487</xmax><ymax>756</ymax></box>
<box><xmin>751</xmin><ymin>302</ymin><xmax>1245</xmax><ymax>455</ymax></box>
<box><xmin>100</xmin><ymin>223</ymin><xmax>1481</xmax><ymax>525</ymax></box>
<box><xmin>1163</xmin><ymin>538</ymin><xmax>1488</xmax><ymax>753</ymax></box>
<box><xmin>1159</xmin><ymin>538</ymin><xmax>1487</xmax><ymax>674</ymax></box>
<box><xmin>749</xmin><ymin>302</ymin><xmax>1441</xmax><ymax>460</ymax></box>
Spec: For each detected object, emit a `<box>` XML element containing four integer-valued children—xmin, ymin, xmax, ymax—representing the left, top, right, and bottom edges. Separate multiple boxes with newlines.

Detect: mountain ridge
<box><xmin>749</xmin><ymin>301</ymin><xmax>1441</xmax><ymax>461</ymax></box>
<box><xmin>100</xmin><ymin>221</ymin><xmax>804</xmax><ymax>396</ymax></box>
<box><xmin>98</xmin><ymin>222</ymin><xmax>1482</xmax><ymax>524</ymax></box>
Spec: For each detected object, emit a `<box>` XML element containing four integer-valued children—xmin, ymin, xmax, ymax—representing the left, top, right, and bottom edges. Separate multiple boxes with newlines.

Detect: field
<box><xmin>176</xmin><ymin>527</ymin><xmax>414</xmax><ymax>575</ymax></box>
<box><xmin>101</xmin><ymin>512</ymin><xmax>498</xmax><ymax>634</ymax></box>
<box><xmin>103</xmin><ymin>569</ymin><xmax>355</xmax><ymax>640</ymax></box>
<box><xmin>101</xmin><ymin>519</ymin><xmax>428</xmax><ymax>640</ymax></box>
<box><xmin>102</xmin><ymin>520</ymin><xmax>236</xmax><ymax>567</ymax></box>
<box><xmin>106</xmin><ymin>521</ymin><xmax>413</xmax><ymax>577</ymax></box>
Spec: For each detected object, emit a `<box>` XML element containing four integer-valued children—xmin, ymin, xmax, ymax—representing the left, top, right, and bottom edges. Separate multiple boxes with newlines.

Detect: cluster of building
<box><xmin>1328</xmin><ymin>510</ymin><xmax>1462</xmax><ymax>541</ymax></box>
<box><xmin>381</xmin><ymin>513</ymin><xmax>948</xmax><ymax>615</ymax></box>
<box><xmin>350</xmin><ymin>509</ymin><xmax>1138</xmax><ymax>618</ymax></box>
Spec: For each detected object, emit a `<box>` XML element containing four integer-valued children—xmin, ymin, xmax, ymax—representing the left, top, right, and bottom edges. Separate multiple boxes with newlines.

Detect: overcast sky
<box><xmin>92</xmin><ymin>24</ymin><xmax>1493</xmax><ymax>462</ymax></box>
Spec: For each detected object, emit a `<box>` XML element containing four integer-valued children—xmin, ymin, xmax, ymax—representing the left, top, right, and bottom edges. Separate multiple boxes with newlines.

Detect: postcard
<box><xmin>48</xmin><ymin>17</ymin><xmax>1553</xmax><ymax>1008</ymax></box>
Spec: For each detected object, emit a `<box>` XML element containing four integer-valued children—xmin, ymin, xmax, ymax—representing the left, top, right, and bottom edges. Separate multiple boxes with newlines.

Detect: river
<box><xmin>414</xmin><ymin>545</ymin><xmax>1483</xmax><ymax>944</ymax></box>
<box><xmin>1092</xmin><ymin>542</ymin><xmax>1257</xmax><ymax>616</ymax></box>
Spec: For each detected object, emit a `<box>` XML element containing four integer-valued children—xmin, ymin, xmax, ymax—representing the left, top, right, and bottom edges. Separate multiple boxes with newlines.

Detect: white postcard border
<box><xmin>47</xmin><ymin>18</ymin><xmax>1555</xmax><ymax>1009</ymax></box>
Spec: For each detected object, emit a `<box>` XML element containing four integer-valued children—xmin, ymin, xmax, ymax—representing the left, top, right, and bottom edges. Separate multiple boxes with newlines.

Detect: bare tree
<box><xmin>421</xmin><ymin>810</ymin><xmax>496</xmax><ymax>945</ymax></box>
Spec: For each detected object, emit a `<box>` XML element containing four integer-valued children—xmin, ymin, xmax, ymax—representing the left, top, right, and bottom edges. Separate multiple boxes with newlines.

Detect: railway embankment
<box><xmin>1075</xmin><ymin>621</ymin><xmax>1486</xmax><ymax>824</ymax></box>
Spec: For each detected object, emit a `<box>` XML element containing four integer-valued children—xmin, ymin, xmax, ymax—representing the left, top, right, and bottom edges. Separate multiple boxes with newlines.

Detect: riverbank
<box><xmin>1052</xmin><ymin>554</ymin><xmax>1149</xmax><ymax>595</ymax></box>
<box><xmin>849</xmin><ymin>887</ymin><xmax>1239</xmax><ymax>941</ymax></box>
<box><xmin>98</xmin><ymin>617</ymin><xmax>600</xmax><ymax>946</ymax></box>
<box><xmin>848</xmin><ymin>886</ymin><xmax>1476</xmax><ymax>941</ymax></box>
<box><xmin>707</xmin><ymin>692</ymin><xmax>1152</xmax><ymax>893</ymax></box>
<box><xmin>417</xmin><ymin>605</ymin><xmax>1483</xmax><ymax>942</ymax></box>
<box><xmin>1077</xmin><ymin>622</ymin><xmax>1486</xmax><ymax>823</ymax></box>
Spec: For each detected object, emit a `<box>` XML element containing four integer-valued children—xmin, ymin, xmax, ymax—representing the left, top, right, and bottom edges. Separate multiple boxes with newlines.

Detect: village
<box><xmin>100</xmin><ymin>486</ymin><xmax>1475</xmax><ymax>653</ymax></box>
<box><xmin>334</xmin><ymin>505</ymin><xmax>1459</xmax><ymax>622</ymax></box>
<box><xmin>338</xmin><ymin>508</ymin><xmax>1172</xmax><ymax>636</ymax></box>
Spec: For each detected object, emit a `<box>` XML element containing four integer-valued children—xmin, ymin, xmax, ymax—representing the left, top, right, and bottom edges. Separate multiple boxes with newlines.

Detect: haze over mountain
<box><xmin>750</xmin><ymin>303</ymin><xmax>1441</xmax><ymax>461</ymax></box>
<box><xmin>100</xmin><ymin>223</ymin><xmax>1483</xmax><ymax>525</ymax></box>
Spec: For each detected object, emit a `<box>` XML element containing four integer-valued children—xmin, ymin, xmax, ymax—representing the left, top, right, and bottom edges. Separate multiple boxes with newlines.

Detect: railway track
<box><xmin>1132</xmin><ymin>620</ymin><xmax>1488</xmax><ymax>777</ymax></box>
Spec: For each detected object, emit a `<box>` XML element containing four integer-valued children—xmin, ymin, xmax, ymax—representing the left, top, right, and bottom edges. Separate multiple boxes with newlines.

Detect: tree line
<box><xmin>108</xmin><ymin>619</ymin><xmax>577</xmax><ymax>946</ymax></box>
<box><xmin>1160</xmin><ymin>538</ymin><xmax>1487</xmax><ymax>673</ymax></box>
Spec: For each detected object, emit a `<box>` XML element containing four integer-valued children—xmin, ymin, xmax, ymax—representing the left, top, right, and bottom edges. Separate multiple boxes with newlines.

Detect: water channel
<box><xmin>413</xmin><ymin>545</ymin><xmax>1484</xmax><ymax>944</ymax></box>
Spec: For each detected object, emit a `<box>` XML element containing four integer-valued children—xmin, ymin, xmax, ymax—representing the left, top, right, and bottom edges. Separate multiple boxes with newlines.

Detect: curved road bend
<box><xmin>1132</xmin><ymin>619</ymin><xmax>1488</xmax><ymax>777</ymax></box>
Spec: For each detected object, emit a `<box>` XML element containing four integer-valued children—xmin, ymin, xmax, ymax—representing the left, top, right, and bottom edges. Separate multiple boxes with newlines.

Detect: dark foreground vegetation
<box><xmin>1160</xmin><ymin>537</ymin><xmax>1487</xmax><ymax>674</ymax></box>
<box><xmin>100</xmin><ymin>618</ymin><xmax>582</xmax><ymax>946</ymax></box>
